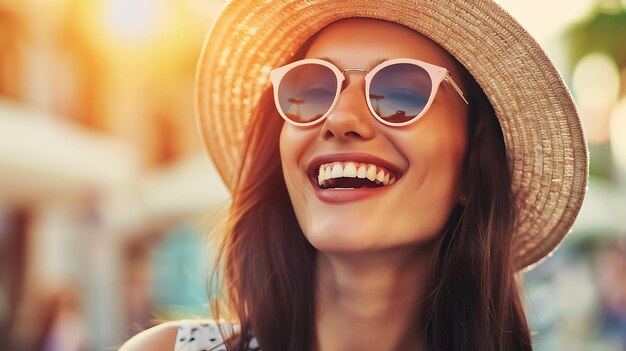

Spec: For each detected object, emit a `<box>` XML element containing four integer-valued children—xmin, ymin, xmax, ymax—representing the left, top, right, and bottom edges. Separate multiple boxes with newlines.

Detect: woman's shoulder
<box><xmin>119</xmin><ymin>319</ymin><xmax>249</xmax><ymax>351</ymax></box>
<box><xmin>118</xmin><ymin>320</ymin><xmax>179</xmax><ymax>351</ymax></box>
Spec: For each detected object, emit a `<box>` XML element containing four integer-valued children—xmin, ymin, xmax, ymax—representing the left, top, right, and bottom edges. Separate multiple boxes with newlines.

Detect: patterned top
<box><xmin>174</xmin><ymin>320</ymin><xmax>260</xmax><ymax>351</ymax></box>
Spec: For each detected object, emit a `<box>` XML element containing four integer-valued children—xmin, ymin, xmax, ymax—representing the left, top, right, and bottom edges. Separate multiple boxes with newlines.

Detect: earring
<box><xmin>459</xmin><ymin>194</ymin><xmax>468</xmax><ymax>206</ymax></box>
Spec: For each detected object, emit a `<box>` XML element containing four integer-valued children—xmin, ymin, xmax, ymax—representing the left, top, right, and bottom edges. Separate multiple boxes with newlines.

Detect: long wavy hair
<box><xmin>209</xmin><ymin>35</ymin><xmax>532</xmax><ymax>351</ymax></box>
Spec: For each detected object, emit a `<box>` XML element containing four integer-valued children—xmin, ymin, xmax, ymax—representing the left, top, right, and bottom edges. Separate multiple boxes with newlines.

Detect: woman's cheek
<box><xmin>279</xmin><ymin>126</ymin><xmax>297</xmax><ymax>191</ymax></box>
<box><xmin>279</xmin><ymin>124</ymin><xmax>313</xmax><ymax>219</ymax></box>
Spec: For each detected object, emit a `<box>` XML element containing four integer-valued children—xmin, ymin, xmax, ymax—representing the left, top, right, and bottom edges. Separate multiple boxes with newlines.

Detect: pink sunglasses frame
<box><xmin>269</xmin><ymin>58</ymin><xmax>469</xmax><ymax>127</ymax></box>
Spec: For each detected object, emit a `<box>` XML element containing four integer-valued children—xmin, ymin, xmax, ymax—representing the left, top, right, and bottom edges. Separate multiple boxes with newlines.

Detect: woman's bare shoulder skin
<box><xmin>118</xmin><ymin>321</ymin><xmax>179</xmax><ymax>351</ymax></box>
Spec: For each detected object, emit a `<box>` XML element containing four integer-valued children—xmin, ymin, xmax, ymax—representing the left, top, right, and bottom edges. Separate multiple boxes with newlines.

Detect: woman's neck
<box><xmin>313</xmin><ymin>245</ymin><xmax>434</xmax><ymax>351</ymax></box>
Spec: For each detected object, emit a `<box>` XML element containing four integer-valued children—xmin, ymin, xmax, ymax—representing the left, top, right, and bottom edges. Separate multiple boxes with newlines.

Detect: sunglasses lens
<box><xmin>277</xmin><ymin>63</ymin><xmax>337</xmax><ymax>124</ymax></box>
<box><xmin>369</xmin><ymin>63</ymin><xmax>432</xmax><ymax>124</ymax></box>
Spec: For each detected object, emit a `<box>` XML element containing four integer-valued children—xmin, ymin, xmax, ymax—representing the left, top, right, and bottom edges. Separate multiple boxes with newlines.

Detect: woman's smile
<box><xmin>305</xmin><ymin>151</ymin><xmax>405</xmax><ymax>203</ymax></box>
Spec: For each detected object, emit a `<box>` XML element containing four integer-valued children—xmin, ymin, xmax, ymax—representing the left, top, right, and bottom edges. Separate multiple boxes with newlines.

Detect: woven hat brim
<box><xmin>195</xmin><ymin>0</ymin><xmax>588</xmax><ymax>270</ymax></box>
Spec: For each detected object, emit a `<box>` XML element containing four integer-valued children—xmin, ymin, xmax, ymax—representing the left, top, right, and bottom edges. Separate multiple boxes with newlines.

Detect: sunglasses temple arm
<box><xmin>444</xmin><ymin>74</ymin><xmax>469</xmax><ymax>105</ymax></box>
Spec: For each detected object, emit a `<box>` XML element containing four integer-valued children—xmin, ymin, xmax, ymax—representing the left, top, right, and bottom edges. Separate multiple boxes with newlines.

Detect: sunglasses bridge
<box><xmin>339</xmin><ymin>67</ymin><xmax>368</xmax><ymax>89</ymax></box>
<box><xmin>343</xmin><ymin>68</ymin><xmax>368</xmax><ymax>73</ymax></box>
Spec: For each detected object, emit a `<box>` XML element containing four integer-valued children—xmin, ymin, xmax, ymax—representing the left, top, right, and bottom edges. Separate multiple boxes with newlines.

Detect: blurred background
<box><xmin>0</xmin><ymin>0</ymin><xmax>625</xmax><ymax>350</ymax></box>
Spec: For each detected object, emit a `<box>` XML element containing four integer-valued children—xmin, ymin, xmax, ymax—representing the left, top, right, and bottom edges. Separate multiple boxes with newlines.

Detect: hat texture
<box><xmin>195</xmin><ymin>0</ymin><xmax>588</xmax><ymax>270</ymax></box>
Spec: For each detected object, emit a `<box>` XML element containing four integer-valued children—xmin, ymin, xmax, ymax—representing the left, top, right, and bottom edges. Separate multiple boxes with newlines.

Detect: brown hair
<box><xmin>422</xmin><ymin>70</ymin><xmax>531</xmax><ymax>350</ymax></box>
<box><xmin>210</xmin><ymin>50</ymin><xmax>532</xmax><ymax>351</ymax></box>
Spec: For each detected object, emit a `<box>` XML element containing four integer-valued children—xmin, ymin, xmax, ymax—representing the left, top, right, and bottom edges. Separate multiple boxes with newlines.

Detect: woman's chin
<box><xmin>302</xmin><ymin>221</ymin><xmax>443</xmax><ymax>256</ymax></box>
<box><xmin>304</xmin><ymin>229</ymin><xmax>381</xmax><ymax>254</ymax></box>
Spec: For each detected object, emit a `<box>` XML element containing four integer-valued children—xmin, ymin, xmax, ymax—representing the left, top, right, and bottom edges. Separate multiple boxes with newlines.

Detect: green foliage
<box><xmin>566</xmin><ymin>7</ymin><xmax>626</xmax><ymax>70</ymax></box>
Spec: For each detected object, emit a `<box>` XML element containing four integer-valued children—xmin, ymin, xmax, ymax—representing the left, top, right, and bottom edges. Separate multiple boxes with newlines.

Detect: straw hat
<box><xmin>195</xmin><ymin>0</ymin><xmax>588</xmax><ymax>270</ymax></box>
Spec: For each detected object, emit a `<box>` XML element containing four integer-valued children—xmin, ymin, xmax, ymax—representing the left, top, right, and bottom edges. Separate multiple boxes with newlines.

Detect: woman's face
<box><xmin>279</xmin><ymin>18</ymin><xmax>469</xmax><ymax>254</ymax></box>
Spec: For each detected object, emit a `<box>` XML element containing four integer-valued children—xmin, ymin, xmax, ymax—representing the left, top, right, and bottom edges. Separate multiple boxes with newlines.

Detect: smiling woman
<box><xmin>120</xmin><ymin>1</ymin><xmax>588</xmax><ymax>350</ymax></box>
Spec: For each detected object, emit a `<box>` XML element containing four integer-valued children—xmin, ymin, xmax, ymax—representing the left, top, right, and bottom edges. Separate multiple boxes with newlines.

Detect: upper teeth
<box><xmin>317</xmin><ymin>162</ymin><xmax>397</xmax><ymax>187</ymax></box>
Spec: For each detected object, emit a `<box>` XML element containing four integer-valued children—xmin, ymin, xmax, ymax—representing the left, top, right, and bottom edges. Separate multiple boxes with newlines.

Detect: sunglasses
<box><xmin>269</xmin><ymin>58</ymin><xmax>469</xmax><ymax>127</ymax></box>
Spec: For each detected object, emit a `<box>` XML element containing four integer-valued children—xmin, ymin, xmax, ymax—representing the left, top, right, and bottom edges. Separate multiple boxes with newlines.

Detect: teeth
<box><xmin>344</xmin><ymin>162</ymin><xmax>357</xmax><ymax>178</ymax></box>
<box><xmin>357</xmin><ymin>165</ymin><xmax>367</xmax><ymax>178</ymax></box>
<box><xmin>331</xmin><ymin>164</ymin><xmax>343</xmax><ymax>178</ymax></box>
<box><xmin>376</xmin><ymin>170</ymin><xmax>385</xmax><ymax>182</ymax></box>
<box><xmin>316</xmin><ymin>162</ymin><xmax>399</xmax><ymax>188</ymax></box>
<box><xmin>366</xmin><ymin>165</ymin><xmax>377</xmax><ymax>181</ymax></box>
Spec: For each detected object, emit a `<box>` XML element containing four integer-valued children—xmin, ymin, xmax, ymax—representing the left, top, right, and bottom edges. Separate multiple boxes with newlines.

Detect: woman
<box><xmin>121</xmin><ymin>0</ymin><xmax>588</xmax><ymax>350</ymax></box>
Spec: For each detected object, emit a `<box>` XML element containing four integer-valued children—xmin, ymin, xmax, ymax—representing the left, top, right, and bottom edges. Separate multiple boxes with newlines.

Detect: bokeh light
<box><xmin>610</xmin><ymin>98</ymin><xmax>626</xmax><ymax>176</ymax></box>
<box><xmin>572</xmin><ymin>52</ymin><xmax>621</xmax><ymax>143</ymax></box>
<box><xmin>102</xmin><ymin>0</ymin><xmax>159</xmax><ymax>43</ymax></box>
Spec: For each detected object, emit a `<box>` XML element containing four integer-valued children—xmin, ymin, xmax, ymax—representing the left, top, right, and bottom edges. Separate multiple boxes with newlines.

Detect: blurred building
<box><xmin>0</xmin><ymin>0</ymin><xmax>228</xmax><ymax>349</ymax></box>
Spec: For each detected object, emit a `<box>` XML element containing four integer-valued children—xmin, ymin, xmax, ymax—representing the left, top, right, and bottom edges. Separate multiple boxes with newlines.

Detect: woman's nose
<box><xmin>320</xmin><ymin>78</ymin><xmax>377</xmax><ymax>141</ymax></box>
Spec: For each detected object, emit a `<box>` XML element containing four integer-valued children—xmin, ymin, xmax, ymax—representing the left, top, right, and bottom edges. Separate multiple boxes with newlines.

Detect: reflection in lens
<box><xmin>278</xmin><ymin>63</ymin><xmax>337</xmax><ymax>123</ymax></box>
<box><xmin>369</xmin><ymin>63</ymin><xmax>432</xmax><ymax>124</ymax></box>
